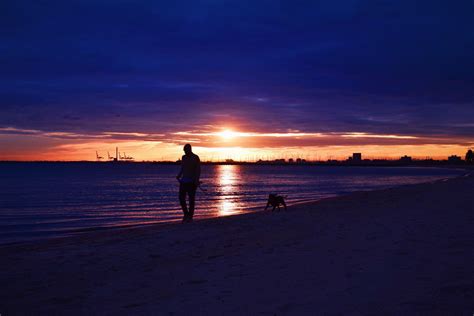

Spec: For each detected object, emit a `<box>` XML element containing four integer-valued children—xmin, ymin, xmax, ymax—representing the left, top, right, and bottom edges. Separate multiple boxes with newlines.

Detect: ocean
<box><xmin>0</xmin><ymin>162</ymin><xmax>464</xmax><ymax>244</ymax></box>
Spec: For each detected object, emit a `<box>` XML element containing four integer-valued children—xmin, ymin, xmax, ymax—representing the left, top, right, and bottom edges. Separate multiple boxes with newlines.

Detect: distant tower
<box><xmin>352</xmin><ymin>153</ymin><xmax>362</xmax><ymax>162</ymax></box>
<box><xmin>115</xmin><ymin>147</ymin><xmax>119</xmax><ymax>162</ymax></box>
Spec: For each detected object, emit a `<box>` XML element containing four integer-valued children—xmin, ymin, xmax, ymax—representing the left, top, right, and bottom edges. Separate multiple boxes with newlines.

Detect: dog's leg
<box><xmin>283</xmin><ymin>201</ymin><xmax>287</xmax><ymax>211</ymax></box>
<box><xmin>272</xmin><ymin>206</ymin><xmax>276</xmax><ymax>212</ymax></box>
<box><xmin>264</xmin><ymin>202</ymin><xmax>270</xmax><ymax>211</ymax></box>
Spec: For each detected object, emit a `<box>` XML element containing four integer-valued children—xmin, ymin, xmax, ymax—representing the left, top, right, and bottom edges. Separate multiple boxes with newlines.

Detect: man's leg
<box><xmin>179</xmin><ymin>183</ymin><xmax>189</xmax><ymax>216</ymax></box>
<box><xmin>188</xmin><ymin>184</ymin><xmax>197</xmax><ymax>218</ymax></box>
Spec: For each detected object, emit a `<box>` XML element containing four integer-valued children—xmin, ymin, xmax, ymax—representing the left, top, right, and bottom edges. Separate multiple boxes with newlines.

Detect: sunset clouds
<box><xmin>0</xmin><ymin>125</ymin><xmax>472</xmax><ymax>161</ymax></box>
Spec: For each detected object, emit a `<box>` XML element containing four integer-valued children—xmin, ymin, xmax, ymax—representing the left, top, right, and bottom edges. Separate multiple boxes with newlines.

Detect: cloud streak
<box><xmin>1</xmin><ymin>126</ymin><xmax>472</xmax><ymax>152</ymax></box>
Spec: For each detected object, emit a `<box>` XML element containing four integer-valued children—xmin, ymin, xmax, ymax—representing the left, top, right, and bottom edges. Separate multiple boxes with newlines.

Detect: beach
<box><xmin>1</xmin><ymin>172</ymin><xmax>473</xmax><ymax>315</ymax></box>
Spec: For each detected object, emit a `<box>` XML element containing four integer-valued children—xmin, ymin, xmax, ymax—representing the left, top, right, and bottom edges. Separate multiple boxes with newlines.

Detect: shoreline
<box><xmin>1</xmin><ymin>168</ymin><xmax>470</xmax><ymax>248</ymax></box>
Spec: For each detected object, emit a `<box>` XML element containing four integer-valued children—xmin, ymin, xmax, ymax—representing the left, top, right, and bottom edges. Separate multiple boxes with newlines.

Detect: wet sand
<box><xmin>1</xmin><ymin>173</ymin><xmax>473</xmax><ymax>315</ymax></box>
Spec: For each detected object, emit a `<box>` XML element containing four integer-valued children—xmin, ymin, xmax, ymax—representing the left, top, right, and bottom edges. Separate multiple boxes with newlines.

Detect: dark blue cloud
<box><xmin>0</xmin><ymin>0</ymin><xmax>473</xmax><ymax>140</ymax></box>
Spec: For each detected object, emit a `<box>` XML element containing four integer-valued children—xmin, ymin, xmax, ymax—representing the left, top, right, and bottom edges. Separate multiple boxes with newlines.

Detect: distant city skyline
<box><xmin>1</xmin><ymin>1</ymin><xmax>473</xmax><ymax>161</ymax></box>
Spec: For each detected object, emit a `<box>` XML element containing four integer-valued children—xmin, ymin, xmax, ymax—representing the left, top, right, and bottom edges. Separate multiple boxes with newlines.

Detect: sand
<box><xmin>1</xmin><ymin>172</ymin><xmax>473</xmax><ymax>315</ymax></box>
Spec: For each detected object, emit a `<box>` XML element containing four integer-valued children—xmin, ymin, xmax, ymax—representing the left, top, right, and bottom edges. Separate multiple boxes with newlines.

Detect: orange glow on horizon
<box><xmin>0</xmin><ymin>141</ymin><xmax>471</xmax><ymax>162</ymax></box>
<box><xmin>0</xmin><ymin>127</ymin><xmax>472</xmax><ymax>161</ymax></box>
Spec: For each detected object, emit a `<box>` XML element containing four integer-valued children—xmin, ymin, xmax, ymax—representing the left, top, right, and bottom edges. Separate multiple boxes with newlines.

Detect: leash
<box><xmin>177</xmin><ymin>178</ymin><xmax>209</xmax><ymax>194</ymax></box>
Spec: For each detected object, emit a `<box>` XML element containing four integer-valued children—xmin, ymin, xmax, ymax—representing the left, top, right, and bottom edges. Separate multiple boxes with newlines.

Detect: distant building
<box><xmin>288</xmin><ymin>158</ymin><xmax>294</xmax><ymax>163</ymax></box>
<box><xmin>448</xmin><ymin>155</ymin><xmax>462</xmax><ymax>163</ymax></box>
<box><xmin>400</xmin><ymin>155</ymin><xmax>412</xmax><ymax>163</ymax></box>
<box><xmin>352</xmin><ymin>153</ymin><xmax>362</xmax><ymax>162</ymax></box>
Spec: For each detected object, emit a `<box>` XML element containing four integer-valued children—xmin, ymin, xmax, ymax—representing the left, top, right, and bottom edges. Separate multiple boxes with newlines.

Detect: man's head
<box><xmin>183</xmin><ymin>144</ymin><xmax>192</xmax><ymax>155</ymax></box>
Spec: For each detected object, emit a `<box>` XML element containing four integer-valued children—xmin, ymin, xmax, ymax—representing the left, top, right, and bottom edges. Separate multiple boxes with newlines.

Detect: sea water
<box><xmin>0</xmin><ymin>162</ymin><xmax>464</xmax><ymax>244</ymax></box>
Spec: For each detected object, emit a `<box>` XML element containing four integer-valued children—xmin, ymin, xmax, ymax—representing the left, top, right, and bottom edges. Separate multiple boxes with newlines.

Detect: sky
<box><xmin>1</xmin><ymin>0</ymin><xmax>473</xmax><ymax>161</ymax></box>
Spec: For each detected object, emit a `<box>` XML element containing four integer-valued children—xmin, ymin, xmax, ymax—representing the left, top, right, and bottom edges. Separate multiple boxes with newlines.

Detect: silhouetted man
<box><xmin>176</xmin><ymin>144</ymin><xmax>201</xmax><ymax>222</ymax></box>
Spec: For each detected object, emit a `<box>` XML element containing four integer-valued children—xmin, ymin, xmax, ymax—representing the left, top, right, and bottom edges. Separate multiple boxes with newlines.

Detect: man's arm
<box><xmin>176</xmin><ymin>157</ymin><xmax>183</xmax><ymax>180</ymax></box>
<box><xmin>195</xmin><ymin>156</ymin><xmax>201</xmax><ymax>185</ymax></box>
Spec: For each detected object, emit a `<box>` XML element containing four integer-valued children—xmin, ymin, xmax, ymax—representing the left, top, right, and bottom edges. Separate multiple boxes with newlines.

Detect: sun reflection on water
<box><xmin>217</xmin><ymin>164</ymin><xmax>242</xmax><ymax>216</ymax></box>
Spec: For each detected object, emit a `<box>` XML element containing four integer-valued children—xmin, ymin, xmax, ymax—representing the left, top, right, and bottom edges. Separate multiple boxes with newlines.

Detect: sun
<box><xmin>218</xmin><ymin>129</ymin><xmax>238</xmax><ymax>140</ymax></box>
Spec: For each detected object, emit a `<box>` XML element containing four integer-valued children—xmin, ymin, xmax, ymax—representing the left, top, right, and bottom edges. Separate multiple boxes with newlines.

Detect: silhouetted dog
<box><xmin>265</xmin><ymin>194</ymin><xmax>287</xmax><ymax>211</ymax></box>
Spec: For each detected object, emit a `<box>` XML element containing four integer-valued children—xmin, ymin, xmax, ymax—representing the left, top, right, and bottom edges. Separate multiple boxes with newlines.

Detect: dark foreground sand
<box><xmin>1</xmin><ymin>173</ymin><xmax>473</xmax><ymax>315</ymax></box>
